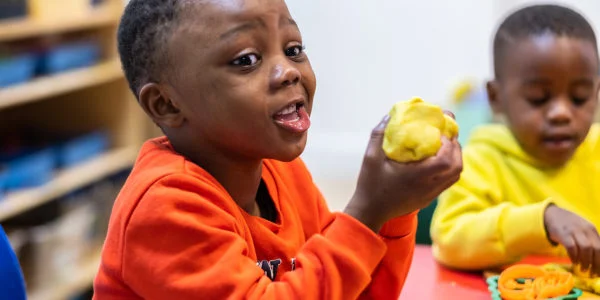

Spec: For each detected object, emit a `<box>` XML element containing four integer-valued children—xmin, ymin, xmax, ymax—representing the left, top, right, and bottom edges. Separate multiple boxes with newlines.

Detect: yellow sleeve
<box><xmin>430</xmin><ymin>146</ymin><xmax>555</xmax><ymax>270</ymax></box>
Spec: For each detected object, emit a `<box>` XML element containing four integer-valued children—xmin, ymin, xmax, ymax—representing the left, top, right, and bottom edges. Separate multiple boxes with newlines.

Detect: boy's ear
<box><xmin>138</xmin><ymin>83</ymin><xmax>185</xmax><ymax>128</ymax></box>
<box><xmin>486</xmin><ymin>80</ymin><xmax>502</xmax><ymax>115</ymax></box>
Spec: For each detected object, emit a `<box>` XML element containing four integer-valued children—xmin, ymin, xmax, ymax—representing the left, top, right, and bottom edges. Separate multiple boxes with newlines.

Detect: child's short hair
<box><xmin>493</xmin><ymin>4</ymin><xmax>598</xmax><ymax>78</ymax></box>
<box><xmin>117</xmin><ymin>0</ymin><xmax>187</xmax><ymax>98</ymax></box>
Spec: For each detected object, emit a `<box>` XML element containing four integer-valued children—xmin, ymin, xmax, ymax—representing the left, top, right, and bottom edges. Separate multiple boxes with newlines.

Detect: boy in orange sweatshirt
<box><xmin>93</xmin><ymin>0</ymin><xmax>463</xmax><ymax>299</ymax></box>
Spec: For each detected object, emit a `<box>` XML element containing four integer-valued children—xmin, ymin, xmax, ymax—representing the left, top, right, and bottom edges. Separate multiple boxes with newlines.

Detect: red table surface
<box><xmin>399</xmin><ymin>245</ymin><xmax>571</xmax><ymax>300</ymax></box>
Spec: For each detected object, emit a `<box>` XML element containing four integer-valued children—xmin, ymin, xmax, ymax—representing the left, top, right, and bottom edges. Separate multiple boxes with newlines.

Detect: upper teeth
<box><xmin>277</xmin><ymin>103</ymin><xmax>296</xmax><ymax>115</ymax></box>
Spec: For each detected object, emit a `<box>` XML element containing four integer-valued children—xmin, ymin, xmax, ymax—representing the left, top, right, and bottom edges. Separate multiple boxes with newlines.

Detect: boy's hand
<box><xmin>544</xmin><ymin>204</ymin><xmax>600</xmax><ymax>276</ymax></box>
<box><xmin>344</xmin><ymin>114</ymin><xmax>463</xmax><ymax>233</ymax></box>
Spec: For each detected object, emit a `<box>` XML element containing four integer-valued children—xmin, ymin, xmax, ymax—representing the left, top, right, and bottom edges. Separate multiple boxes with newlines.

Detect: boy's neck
<box><xmin>170</xmin><ymin>139</ymin><xmax>263</xmax><ymax>215</ymax></box>
<box><xmin>212</xmin><ymin>160</ymin><xmax>263</xmax><ymax>215</ymax></box>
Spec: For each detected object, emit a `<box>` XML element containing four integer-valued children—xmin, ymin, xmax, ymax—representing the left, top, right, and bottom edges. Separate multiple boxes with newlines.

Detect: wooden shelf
<box><xmin>0</xmin><ymin>58</ymin><xmax>123</xmax><ymax>111</ymax></box>
<box><xmin>0</xmin><ymin>146</ymin><xmax>137</xmax><ymax>222</ymax></box>
<box><xmin>28</xmin><ymin>249</ymin><xmax>102</xmax><ymax>300</ymax></box>
<box><xmin>0</xmin><ymin>4</ymin><xmax>120</xmax><ymax>42</ymax></box>
<box><xmin>0</xmin><ymin>2</ymin><xmax>151</xmax><ymax>297</ymax></box>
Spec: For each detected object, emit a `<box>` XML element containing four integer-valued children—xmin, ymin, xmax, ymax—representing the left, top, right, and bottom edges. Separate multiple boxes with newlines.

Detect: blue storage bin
<box><xmin>0</xmin><ymin>54</ymin><xmax>37</xmax><ymax>87</ymax></box>
<box><xmin>56</xmin><ymin>131</ymin><xmax>109</xmax><ymax>168</ymax></box>
<box><xmin>38</xmin><ymin>42</ymin><xmax>101</xmax><ymax>75</ymax></box>
<box><xmin>2</xmin><ymin>148</ymin><xmax>56</xmax><ymax>191</ymax></box>
<box><xmin>0</xmin><ymin>226</ymin><xmax>27</xmax><ymax>300</ymax></box>
<box><xmin>450</xmin><ymin>87</ymin><xmax>492</xmax><ymax>145</ymax></box>
<box><xmin>0</xmin><ymin>167</ymin><xmax>6</xmax><ymax>201</ymax></box>
<box><xmin>453</xmin><ymin>104</ymin><xmax>492</xmax><ymax>146</ymax></box>
<box><xmin>0</xmin><ymin>0</ymin><xmax>27</xmax><ymax>20</ymax></box>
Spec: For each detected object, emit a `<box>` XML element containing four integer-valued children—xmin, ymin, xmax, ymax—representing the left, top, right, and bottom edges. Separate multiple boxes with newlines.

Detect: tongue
<box><xmin>274</xmin><ymin>106</ymin><xmax>311</xmax><ymax>133</ymax></box>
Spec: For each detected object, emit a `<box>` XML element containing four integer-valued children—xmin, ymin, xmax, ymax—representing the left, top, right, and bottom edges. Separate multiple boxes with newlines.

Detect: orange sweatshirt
<box><xmin>93</xmin><ymin>137</ymin><xmax>417</xmax><ymax>300</ymax></box>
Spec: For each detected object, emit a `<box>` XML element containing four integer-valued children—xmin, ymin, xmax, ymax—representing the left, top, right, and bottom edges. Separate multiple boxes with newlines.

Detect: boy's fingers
<box><xmin>429</xmin><ymin>139</ymin><xmax>462</xmax><ymax>186</ymax></box>
<box><xmin>445</xmin><ymin>139</ymin><xmax>463</xmax><ymax>185</ymax></box>
<box><xmin>561</xmin><ymin>234</ymin><xmax>579</xmax><ymax>267</ymax></box>
<box><xmin>574</xmin><ymin>231</ymin><xmax>593</xmax><ymax>274</ymax></box>
<box><xmin>591</xmin><ymin>236</ymin><xmax>600</xmax><ymax>276</ymax></box>
<box><xmin>423</xmin><ymin>137</ymin><xmax>454</xmax><ymax>172</ymax></box>
<box><xmin>452</xmin><ymin>139</ymin><xmax>463</xmax><ymax>170</ymax></box>
<box><xmin>373</xmin><ymin>114</ymin><xmax>390</xmax><ymax>134</ymax></box>
<box><xmin>585</xmin><ymin>229</ymin><xmax>600</xmax><ymax>276</ymax></box>
<box><xmin>365</xmin><ymin>115</ymin><xmax>390</xmax><ymax>159</ymax></box>
<box><xmin>442</xmin><ymin>110</ymin><xmax>459</xmax><ymax>138</ymax></box>
<box><xmin>443</xmin><ymin>110</ymin><xmax>456</xmax><ymax>119</ymax></box>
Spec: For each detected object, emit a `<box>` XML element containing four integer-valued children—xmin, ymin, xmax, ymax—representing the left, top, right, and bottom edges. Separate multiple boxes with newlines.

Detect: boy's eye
<box><xmin>285</xmin><ymin>45</ymin><xmax>305</xmax><ymax>57</ymax></box>
<box><xmin>523</xmin><ymin>85</ymin><xmax>549</xmax><ymax>107</ymax></box>
<box><xmin>231</xmin><ymin>53</ymin><xmax>260</xmax><ymax>67</ymax></box>
<box><xmin>527</xmin><ymin>96</ymin><xmax>550</xmax><ymax>107</ymax></box>
<box><xmin>572</xmin><ymin>85</ymin><xmax>593</xmax><ymax>105</ymax></box>
<box><xmin>572</xmin><ymin>96</ymin><xmax>588</xmax><ymax>105</ymax></box>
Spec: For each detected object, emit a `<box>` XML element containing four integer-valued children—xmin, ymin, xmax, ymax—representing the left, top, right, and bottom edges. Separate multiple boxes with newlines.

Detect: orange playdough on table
<box><xmin>498</xmin><ymin>264</ymin><xmax>574</xmax><ymax>300</ymax></box>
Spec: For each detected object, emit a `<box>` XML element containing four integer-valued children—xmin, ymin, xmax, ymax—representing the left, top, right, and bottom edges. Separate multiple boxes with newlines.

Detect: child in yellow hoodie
<box><xmin>432</xmin><ymin>4</ymin><xmax>600</xmax><ymax>275</ymax></box>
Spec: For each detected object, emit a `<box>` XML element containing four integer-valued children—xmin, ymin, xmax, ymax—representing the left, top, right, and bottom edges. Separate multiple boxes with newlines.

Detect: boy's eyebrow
<box><xmin>571</xmin><ymin>78</ymin><xmax>595</xmax><ymax>86</ymax></box>
<box><xmin>281</xmin><ymin>17</ymin><xmax>298</xmax><ymax>28</ymax></box>
<box><xmin>523</xmin><ymin>78</ymin><xmax>551</xmax><ymax>85</ymax></box>
<box><xmin>219</xmin><ymin>18</ymin><xmax>298</xmax><ymax>41</ymax></box>
<box><xmin>220</xmin><ymin>21</ymin><xmax>264</xmax><ymax>40</ymax></box>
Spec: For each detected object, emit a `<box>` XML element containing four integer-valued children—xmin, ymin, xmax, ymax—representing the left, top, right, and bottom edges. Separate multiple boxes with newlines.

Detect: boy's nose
<box><xmin>270</xmin><ymin>60</ymin><xmax>301</xmax><ymax>89</ymax></box>
<box><xmin>546</xmin><ymin>100</ymin><xmax>573</xmax><ymax>124</ymax></box>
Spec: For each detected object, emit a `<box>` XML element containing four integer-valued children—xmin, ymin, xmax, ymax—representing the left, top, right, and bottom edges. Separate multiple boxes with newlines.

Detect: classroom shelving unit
<box><xmin>28</xmin><ymin>249</ymin><xmax>103</xmax><ymax>300</ymax></box>
<box><xmin>0</xmin><ymin>0</ymin><xmax>153</xmax><ymax>298</ymax></box>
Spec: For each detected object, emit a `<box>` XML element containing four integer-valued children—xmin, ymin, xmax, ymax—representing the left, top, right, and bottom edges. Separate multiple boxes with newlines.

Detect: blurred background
<box><xmin>0</xmin><ymin>0</ymin><xmax>598</xmax><ymax>299</ymax></box>
<box><xmin>292</xmin><ymin>0</ymin><xmax>600</xmax><ymax>211</ymax></box>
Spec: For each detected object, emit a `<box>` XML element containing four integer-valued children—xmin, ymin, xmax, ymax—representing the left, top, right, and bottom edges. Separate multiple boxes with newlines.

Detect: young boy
<box><xmin>432</xmin><ymin>4</ymin><xmax>600</xmax><ymax>275</ymax></box>
<box><xmin>93</xmin><ymin>0</ymin><xmax>462</xmax><ymax>299</ymax></box>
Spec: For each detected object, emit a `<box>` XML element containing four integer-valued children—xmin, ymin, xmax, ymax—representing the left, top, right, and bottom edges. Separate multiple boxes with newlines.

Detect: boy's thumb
<box><xmin>365</xmin><ymin>115</ymin><xmax>390</xmax><ymax>157</ymax></box>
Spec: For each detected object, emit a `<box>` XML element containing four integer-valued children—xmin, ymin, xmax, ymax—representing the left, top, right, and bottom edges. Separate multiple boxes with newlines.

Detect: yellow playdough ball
<box><xmin>382</xmin><ymin>97</ymin><xmax>459</xmax><ymax>162</ymax></box>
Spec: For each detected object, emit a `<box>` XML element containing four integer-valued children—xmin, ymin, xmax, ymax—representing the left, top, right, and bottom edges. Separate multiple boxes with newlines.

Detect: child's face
<box><xmin>488</xmin><ymin>35</ymin><xmax>600</xmax><ymax>166</ymax></box>
<box><xmin>163</xmin><ymin>0</ymin><xmax>316</xmax><ymax>162</ymax></box>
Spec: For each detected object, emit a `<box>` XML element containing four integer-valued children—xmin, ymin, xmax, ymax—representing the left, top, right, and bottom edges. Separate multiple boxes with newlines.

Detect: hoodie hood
<box><xmin>468</xmin><ymin>124</ymin><xmax>600</xmax><ymax>168</ymax></box>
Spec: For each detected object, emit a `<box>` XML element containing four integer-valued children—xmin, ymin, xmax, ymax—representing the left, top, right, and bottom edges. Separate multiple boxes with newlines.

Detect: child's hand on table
<box><xmin>544</xmin><ymin>204</ymin><xmax>600</xmax><ymax>276</ymax></box>
<box><xmin>344</xmin><ymin>114</ymin><xmax>463</xmax><ymax>233</ymax></box>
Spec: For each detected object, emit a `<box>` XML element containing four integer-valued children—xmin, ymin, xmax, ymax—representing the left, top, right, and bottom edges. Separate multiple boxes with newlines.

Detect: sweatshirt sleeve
<box><xmin>313</xmin><ymin>187</ymin><xmax>417</xmax><ymax>300</ymax></box>
<box><xmin>121</xmin><ymin>174</ymin><xmax>391</xmax><ymax>300</ymax></box>
<box><xmin>359</xmin><ymin>212</ymin><xmax>417</xmax><ymax>300</ymax></box>
<box><xmin>431</xmin><ymin>147</ymin><xmax>555</xmax><ymax>270</ymax></box>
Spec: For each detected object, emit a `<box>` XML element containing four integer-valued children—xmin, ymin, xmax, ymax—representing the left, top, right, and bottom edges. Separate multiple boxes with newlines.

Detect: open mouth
<box><xmin>273</xmin><ymin>102</ymin><xmax>310</xmax><ymax>133</ymax></box>
<box><xmin>542</xmin><ymin>135</ymin><xmax>575</xmax><ymax>150</ymax></box>
<box><xmin>274</xmin><ymin>102</ymin><xmax>304</xmax><ymax>122</ymax></box>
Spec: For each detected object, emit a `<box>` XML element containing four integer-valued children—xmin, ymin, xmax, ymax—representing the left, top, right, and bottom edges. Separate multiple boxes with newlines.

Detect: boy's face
<box><xmin>163</xmin><ymin>0</ymin><xmax>315</xmax><ymax>162</ymax></box>
<box><xmin>488</xmin><ymin>35</ymin><xmax>600</xmax><ymax>166</ymax></box>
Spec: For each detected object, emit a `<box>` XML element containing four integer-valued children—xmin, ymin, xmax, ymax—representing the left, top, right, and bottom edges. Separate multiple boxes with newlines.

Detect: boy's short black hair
<box><xmin>117</xmin><ymin>0</ymin><xmax>185</xmax><ymax>98</ymax></box>
<box><xmin>493</xmin><ymin>4</ymin><xmax>598</xmax><ymax>78</ymax></box>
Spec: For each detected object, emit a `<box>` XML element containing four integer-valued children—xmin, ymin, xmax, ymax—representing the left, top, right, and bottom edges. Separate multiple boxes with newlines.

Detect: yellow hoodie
<box><xmin>431</xmin><ymin>124</ymin><xmax>600</xmax><ymax>270</ymax></box>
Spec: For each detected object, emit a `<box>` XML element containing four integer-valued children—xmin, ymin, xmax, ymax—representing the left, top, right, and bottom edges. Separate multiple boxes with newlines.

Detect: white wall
<box><xmin>287</xmin><ymin>0</ymin><xmax>600</xmax><ymax>210</ymax></box>
<box><xmin>495</xmin><ymin>0</ymin><xmax>600</xmax><ymax>21</ymax></box>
